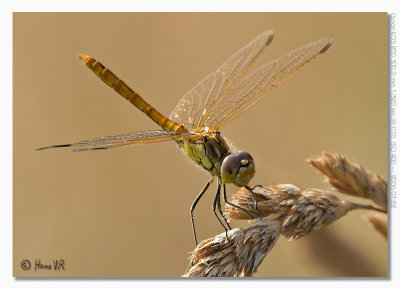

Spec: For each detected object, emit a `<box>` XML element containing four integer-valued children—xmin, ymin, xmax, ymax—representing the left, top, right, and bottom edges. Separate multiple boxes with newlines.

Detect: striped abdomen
<box><xmin>79</xmin><ymin>54</ymin><xmax>187</xmax><ymax>134</ymax></box>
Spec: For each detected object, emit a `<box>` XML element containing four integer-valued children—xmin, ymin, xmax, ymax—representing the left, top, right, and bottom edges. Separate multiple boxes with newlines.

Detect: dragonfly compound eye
<box><xmin>237</xmin><ymin>151</ymin><xmax>253</xmax><ymax>162</ymax></box>
<box><xmin>220</xmin><ymin>151</ymin><xmax>255</xmax><ymax>186</ymax></box>
<box><xmin>220</xmin><ymin>154</ymin><xmax>241</xmax><ymax>184</ymax></box>
<box><xmin>235</xmin><ymin>151</ymin><xmax>255</xmax><ymax>186</ymax></box>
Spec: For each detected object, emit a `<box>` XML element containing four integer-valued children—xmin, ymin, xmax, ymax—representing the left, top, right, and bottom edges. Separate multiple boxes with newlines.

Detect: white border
<box><xmin>2</xmin><ymin>1</ymin><xmax>399</xmax><ymax>289</ymax></box>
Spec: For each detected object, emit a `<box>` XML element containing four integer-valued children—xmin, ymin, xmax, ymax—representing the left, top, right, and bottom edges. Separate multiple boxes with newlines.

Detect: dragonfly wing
<box><xmin>169</xmin><ymin>29</ymin><xmax>275</xmax><ymax>131</ymax></box>
<box><xmin>37</xmin><ymin>130</ymin><xmax>193</xmax><ymax>152</ymax></box>
<box><xmin>202</xmin><ymin>37</ymin><xmax>333</xmax><ymax>129</ymax></box>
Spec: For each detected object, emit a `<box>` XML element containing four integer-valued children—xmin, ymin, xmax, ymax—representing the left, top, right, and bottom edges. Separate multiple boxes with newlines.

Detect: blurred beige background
<box><xmin>14</xmin><ymin>13</ymin><xmax>387</xmax><ymax>277</ymax></box>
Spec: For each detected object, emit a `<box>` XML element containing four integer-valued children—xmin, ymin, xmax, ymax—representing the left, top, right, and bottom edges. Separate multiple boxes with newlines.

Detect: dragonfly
<box><xmin>38</xmin><ymin>29</ymin><xmax>333</xmax><ymax>246</ymax></box>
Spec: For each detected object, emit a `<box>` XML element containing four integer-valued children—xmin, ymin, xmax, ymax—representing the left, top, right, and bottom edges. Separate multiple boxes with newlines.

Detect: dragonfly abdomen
<box><xmin>79</xmin><ymin>54</ymin><xmax>187</xmax><ymax>134</ymax></box>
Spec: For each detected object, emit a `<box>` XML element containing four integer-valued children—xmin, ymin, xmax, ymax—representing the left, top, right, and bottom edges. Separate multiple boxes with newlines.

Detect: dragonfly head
<box><xmin>220</xmin><ymin>151</ymin><xmax>255</xmax><ymax>186</ymax></box>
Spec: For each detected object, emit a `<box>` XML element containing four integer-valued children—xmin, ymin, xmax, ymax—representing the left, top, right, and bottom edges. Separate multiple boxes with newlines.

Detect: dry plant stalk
<box><xmin>308</xmin><ymin>151</ymin><xmax>387</xmax><ymax>210</ymax></box>
<box><xmin>184</xmin><ymin>152</ymin><xmax>387</xmax><ymax>277</ymax></box>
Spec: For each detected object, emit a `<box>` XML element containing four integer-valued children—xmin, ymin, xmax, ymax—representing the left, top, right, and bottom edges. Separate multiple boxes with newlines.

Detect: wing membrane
<box><xmin>169</xmin><ymin>30</ymin><xmax>275</xmax><ymax>131</ymax></box>
<box><xmin>203</xmin><ymin>37</ymin><xmax>333</xmax><ymax>129</ymax></box>
<box><xmin>37</xmin><ymin>130</ymin><xmax>193</xmax><ymax>152</ymax></box>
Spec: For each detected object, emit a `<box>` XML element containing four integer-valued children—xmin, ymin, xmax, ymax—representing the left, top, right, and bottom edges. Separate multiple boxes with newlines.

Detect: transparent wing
<box><xmin>37</xmin><ymin>130</ymin><xmax>193</xmax><ymax>152</ymax></box>
<box><xmin>202</xmin><ymin>37</ymin><xmax>333</xmax><ymax>130</ymax></box>
<box><xmin>169</xmin><ymin>29</ymin><xmax>275</xmax><ymax>132</ymax></box>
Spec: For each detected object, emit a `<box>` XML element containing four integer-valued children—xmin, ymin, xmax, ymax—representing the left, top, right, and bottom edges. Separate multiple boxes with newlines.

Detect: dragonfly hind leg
<box><xmin>190</xmin><ymin>178</ymin><xmax>214</xmax><ymax>246</ymax></box>
<box><xmin>212</xmin><ymin>184</ymin><xmax>231</xmax><ymax>242</ymax></box>
<box><xmin>216</xmin><ymin>184</ymin><xmax>232</xmax><ymax>231</ymax></box>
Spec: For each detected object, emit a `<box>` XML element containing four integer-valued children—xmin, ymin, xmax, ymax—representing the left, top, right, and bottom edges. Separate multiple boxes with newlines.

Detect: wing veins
<box><xmin>207</xmin><ymin>37</ymin><xmax>333</xmax><ymax>129</ymax></box>
<box><xmin>169</xmin><ymin>30</ymin><xmax>275</xmax><ymax>131</ymax></box>
<box><xmin>209</xmin><ymin>52</ymin><xmax>302</xmax><ymax>128</ymax></box>
<box><xmin>38</xmin><ymin>130</ymin><xmax>193</xmax><ymax>152</ymax></box>
<box><xmin>199</xmin><ymin>36</ymin><xmax>272</xmax><ymax>128</ymax></box>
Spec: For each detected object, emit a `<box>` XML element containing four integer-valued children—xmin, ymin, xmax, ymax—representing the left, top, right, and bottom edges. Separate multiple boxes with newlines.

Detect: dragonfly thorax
<box><xmin>181</xmin><ymin>130</ymin><xmax>255</xmax><ymax>186</ymax></box>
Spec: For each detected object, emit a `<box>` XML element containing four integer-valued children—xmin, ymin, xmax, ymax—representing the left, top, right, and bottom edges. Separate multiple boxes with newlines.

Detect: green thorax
<box><xmin>181</xmin><ymin>132</ymin><xmax>232</xmax><ymax>176</ymax></box>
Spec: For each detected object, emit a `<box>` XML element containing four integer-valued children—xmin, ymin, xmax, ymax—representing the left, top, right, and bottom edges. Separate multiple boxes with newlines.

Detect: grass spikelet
<box><xmin>308</xmin><ymin>151</ymin><xmax>387</xmax><ymax>210</ymax></box>
<box><xmin>183</xmin><ymin>219</ymin><xmax>281</xmax><ymax>277</ymax></box>
<box><xmin>226</xmin><ymin>185</ymin><xmax>369</xmax><ymax>240</ymax></box>
<box><xmin>366</xmin><ymin>212</ymin><xmax>388</xmax><ymax>239</ymax></box>
<box><xmin>184</xmin><ymin>152</ymin><xmax>387</xmax><ymax>277</ymax></box>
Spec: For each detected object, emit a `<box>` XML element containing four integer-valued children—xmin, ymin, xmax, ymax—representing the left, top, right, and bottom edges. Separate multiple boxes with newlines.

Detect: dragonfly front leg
<box><xmin>223</xmin><ymin>184</ymin><xmax>255</xmax><ymax>219</ymax></box>
<box><xmin>250</xmin><ymin>184</ymin><xmax>264</xmax><ymax>190</ymax></box>
<box><xmin>245</xmin><ymin>185</ymin><xmax>263</xmax><ymax>220</ymax></box>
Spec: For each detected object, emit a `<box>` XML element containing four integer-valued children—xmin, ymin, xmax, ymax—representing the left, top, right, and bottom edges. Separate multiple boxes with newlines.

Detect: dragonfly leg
<box><xmin>223</xmin><ymin>184</ymin><xmax>255</xmax><ymax>219</ymax></box>
<box><xmin>216</xmin><ymin>181</ymin><xmax>231</xmax><ymax>230</ymax></box>
<box><xmin>245</xmin><ymin>185</ymin><xmax>263</xmax><ymax>220</ymax></box>
<box><xmin>213</xmin><ymin>184</ymin><xmax>230</xmax><ymax>241</ymax></box>
<box><xmin>250</xmin><ymin>184</ymin><xmax>264</xmax><ymax>190</ymax></box>
<box><xmin>191</xmin><ymin>178</ymin><xmax>214</xmax><ymax>247</ymax></box>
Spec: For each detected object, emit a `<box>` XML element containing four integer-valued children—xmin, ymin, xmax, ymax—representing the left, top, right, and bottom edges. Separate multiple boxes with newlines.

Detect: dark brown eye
<box><xmin>237</xmin><ymin>151</ymin><xmax>253</xmax><ymax>164</ymax></box>
<box><xmin>221</xmin><ymin>151</ymin><xmax>255</xmax><ymax>185</ymax></box>
<box><xmin>221</xmin><ymin>154</ymin><xmax>240</xmax><ymax>175</ymax></box>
